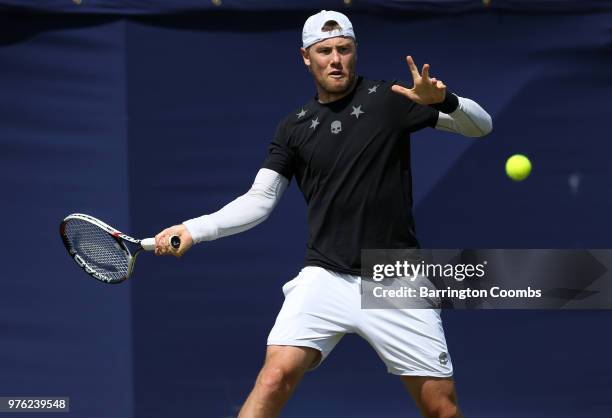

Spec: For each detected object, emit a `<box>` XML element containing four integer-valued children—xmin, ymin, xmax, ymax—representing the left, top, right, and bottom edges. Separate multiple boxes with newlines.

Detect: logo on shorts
<box><xmin>439</xmin><ymin>352</ymin><xmax>448</xmax><ymax>365</ymax></box>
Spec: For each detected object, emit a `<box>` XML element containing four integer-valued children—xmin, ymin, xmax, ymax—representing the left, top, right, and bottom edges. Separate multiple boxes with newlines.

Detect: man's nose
<box><xmin>331</xmin><ymin>50</ymin><xmax>341</xmax><ymax>64</ymax></box>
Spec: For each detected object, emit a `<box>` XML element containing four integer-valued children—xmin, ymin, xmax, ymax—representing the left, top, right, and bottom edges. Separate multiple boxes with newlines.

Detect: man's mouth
<box><xmin>329</xmin><ymin>70</ymin><xmax>344</xmax><ymax>79</ymax></box>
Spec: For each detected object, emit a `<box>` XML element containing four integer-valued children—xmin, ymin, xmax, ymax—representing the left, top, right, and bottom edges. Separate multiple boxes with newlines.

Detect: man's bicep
<box><xmin>261</xmin><ymin>157</ymin><xmax>293</xmax><ymax>182</ymax></box>
<box><xmin>250</xmin><ymin>168</ymin><xmax>289</xmax><ymax>203</ymax></box>
<box><xmin>261</xmin><ymin>122</ymin><xmax>295</xmax><ymax>180</ymax></box>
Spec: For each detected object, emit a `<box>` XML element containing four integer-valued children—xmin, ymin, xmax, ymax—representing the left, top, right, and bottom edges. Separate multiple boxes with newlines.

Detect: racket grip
<box><xmin>140</xmin><ymin>236</ymin><xmax>181</xmax><ymax>251</ymax></box>
<box><xmin>141</xmin><ymin>238</ymin><xmax>156</xmax><ymax>251</ymax></box>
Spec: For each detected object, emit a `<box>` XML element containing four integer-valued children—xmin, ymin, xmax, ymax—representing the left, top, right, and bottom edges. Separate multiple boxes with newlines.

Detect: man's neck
<box><xmin>316</xmin><ymin>77</ymin><xmax>358</xmax><ymax>104</ymax></box>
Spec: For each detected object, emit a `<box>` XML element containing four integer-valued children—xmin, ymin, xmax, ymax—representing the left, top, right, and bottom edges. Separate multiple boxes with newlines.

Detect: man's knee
<box><xmin>256</xmin><ymin>366</ymin><xmax>294</xmax><ymax>397</ymax></box>
<box><xmin>251</xmin><ymin>345</ymin><xmax>319</xmax><ymax>401</ymax></box>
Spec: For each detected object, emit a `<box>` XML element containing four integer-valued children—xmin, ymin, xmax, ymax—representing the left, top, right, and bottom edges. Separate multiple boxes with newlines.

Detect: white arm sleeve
<box><xmin>435</xmin><ymin>96</ymin><xmax>493</xmax><ymax>137</ymax></box>
<box><xmin>182</xmin><ymin>168</ymin><xmax>289</xmax><ymax>244</ymax></box>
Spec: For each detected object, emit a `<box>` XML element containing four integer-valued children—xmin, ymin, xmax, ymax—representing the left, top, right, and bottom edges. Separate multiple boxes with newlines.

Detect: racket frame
<box><xmin>60</xmin><ymin>213</ymin><xmax>144</xmax><ymax>284</ymax></box>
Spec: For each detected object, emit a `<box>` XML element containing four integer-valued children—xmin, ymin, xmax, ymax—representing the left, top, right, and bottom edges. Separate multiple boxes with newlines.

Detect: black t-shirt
<box><xmin>262</xmin><ymin>76</ymin><xmax>440</xmax><ymax>275</ymax></box>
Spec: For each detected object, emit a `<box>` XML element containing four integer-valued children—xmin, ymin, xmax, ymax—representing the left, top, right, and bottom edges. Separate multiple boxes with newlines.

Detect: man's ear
<box><xmin>300</xmin><ymin>47</ymin><xmax>311</xmax><ymax>67</ymax></box>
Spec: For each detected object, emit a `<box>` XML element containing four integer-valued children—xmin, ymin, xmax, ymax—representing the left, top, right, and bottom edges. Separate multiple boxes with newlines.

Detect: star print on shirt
<box><xmin>310</xmin><ymin>117</ymin><xmax>320</xmax><ymax>130</ymax></box>
<box><xmin>296</xmin><ymin>109</ymin><xmax>307</xmax><ymax>119</ymax></box>
<box><xmin>350</xmin><ymin>105</ymin><xmax>364</xmax><ymax>119</ymax></box>
<box><xmin>368</xmin><ymin>85</ymin><xmax>378</xmax><ymax>94</ymax></box>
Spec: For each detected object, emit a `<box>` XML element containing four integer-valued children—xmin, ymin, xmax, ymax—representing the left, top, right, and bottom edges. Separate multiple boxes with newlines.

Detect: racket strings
<box><xmin>63</xmin><ymin>219</ymin><xmax>130</xmax><ymax>282</ymax></box>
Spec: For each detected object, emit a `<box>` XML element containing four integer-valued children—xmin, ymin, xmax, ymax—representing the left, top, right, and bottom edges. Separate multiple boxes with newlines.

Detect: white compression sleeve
<box><xmin>182</xmin><ymin>168</ymin><xmax>289</xmax><ymax>244</ymax></box>
<box><xmin>435</xmin><ymin>96</ymin><xmax>493</xmax><ymax>137</ymax></box>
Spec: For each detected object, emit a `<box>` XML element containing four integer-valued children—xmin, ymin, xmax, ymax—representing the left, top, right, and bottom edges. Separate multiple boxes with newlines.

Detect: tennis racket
<box><xmin>59</xmin><ymin>213</ymin><xmax>180</xmax><ymax>284</ymax></box>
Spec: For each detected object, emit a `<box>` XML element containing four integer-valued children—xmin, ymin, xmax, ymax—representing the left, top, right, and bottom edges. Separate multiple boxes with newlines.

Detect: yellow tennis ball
<box><xmin>505</xmin><ymin>154</ymin><xmax>531</xmax><ymax>181</ymax></box>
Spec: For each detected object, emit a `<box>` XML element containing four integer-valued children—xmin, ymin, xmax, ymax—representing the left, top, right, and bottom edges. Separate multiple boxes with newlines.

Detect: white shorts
<box><xmin>267</xmin><ymin>266</ymin><xmax>453</xmax><ymax>377</ymax></box>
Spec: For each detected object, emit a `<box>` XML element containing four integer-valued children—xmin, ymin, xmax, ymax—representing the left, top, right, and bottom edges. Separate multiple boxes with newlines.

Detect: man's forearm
<box><xmin>183</xmin><ymin>168</ymin><xmax>288</xmax><ymax>244</ymax></box>
<box><xmin>435</xmin><ymin>95</ymin><xmax>493</xmax><ymax>137</ymax></box>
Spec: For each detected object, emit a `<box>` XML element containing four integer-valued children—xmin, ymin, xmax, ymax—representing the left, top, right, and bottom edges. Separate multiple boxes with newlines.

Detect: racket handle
<box><xmin>141</xmin><ymin>238</ymin><xmax>156</xmax><ymax>251</ymax></box>
<box><xmin>140</xmin><ymin>236</ymin><xmax>181</xmax><ymax>251</ymax></box>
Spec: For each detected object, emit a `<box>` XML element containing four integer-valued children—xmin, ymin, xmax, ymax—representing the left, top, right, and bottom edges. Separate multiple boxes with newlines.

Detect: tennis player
<box><xmin>155</xmin><ymin>10</ymin><xmax>491</xmax><ymax>418</ymax></box>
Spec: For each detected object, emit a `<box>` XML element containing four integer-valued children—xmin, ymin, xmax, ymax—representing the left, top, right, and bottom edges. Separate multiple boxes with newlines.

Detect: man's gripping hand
<box><xmin>391</xmin><ymin>55</ymin><xmax>447</xmax><ymax>105</ymax></box>
<box><xmin>154</xmin><ymin>224</ymin><xmax>194</xmax><ymax>257</ymax></box>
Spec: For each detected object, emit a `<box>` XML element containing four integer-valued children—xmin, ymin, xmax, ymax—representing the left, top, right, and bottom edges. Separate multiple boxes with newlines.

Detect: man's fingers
<box><xmin>391</xmin><ymin>84</ymin><xmax>413</xmax><ymax>97</ymax></box>
<box><xmin>422</xmin><ymin>63</ymin><xmax>430</xmax><ymax>81</ymax></box>
<box><xmin>396</xmin><ymin>58</ymin><xmax>446</xmax><ymax>105</ymax></box>
<box><xmin>158</xmin><ymin>236</ymin><xmax>167</xmax><ymax>255</ymax></box>
<box><xmin>391</xmin><ymin>84</ymin><xmax>419</xmax><ymax>102</ymax></box>
<box><xmin>406</xmin><ymin>56</ymin><xmax>420</xmax><ymax>81</ymax></box>
<box><xmin>155</xmin><ymin>229</ymin><xmax>171</xmax><ymax>255</ymax></box>
<box><xmin>153</xmin><ymin>225</ymin><xmax>191</xmax><ymax>257</ymax></box>
<box><xmin>154</xmin><ymin>233</ymin><xmax>162</xmax><ymax>255</ymax></box>
<box><xmin>429</xmin><ymin>77</ymin><xmax>446</xmax><ymax>89</ymax></box>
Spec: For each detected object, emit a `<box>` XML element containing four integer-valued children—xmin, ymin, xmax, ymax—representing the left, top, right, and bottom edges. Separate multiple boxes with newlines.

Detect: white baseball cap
<box><xmin>302</xmin><ymin>10</ymin><xmax>356</xmax><ymax>49</ymax></box>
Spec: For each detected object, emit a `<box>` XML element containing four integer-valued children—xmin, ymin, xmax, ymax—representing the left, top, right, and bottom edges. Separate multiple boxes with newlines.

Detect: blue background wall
<box><xmin>1</xmin><ymin>2</ymin><xmax>611</xmax><ymax>417</ymax></box>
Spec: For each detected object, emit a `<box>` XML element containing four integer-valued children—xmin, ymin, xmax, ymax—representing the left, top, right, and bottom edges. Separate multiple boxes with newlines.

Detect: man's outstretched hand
<box><xmin>154</xmin><ymin>224</ymin><xmax>194</xmax><ymax>257</ymax></box>
<box><xmin>391</xmin><ymin>56</ymin><xmax>446</xmax><ymax>105</ymax></box>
